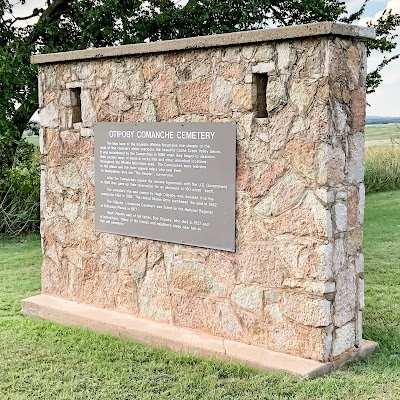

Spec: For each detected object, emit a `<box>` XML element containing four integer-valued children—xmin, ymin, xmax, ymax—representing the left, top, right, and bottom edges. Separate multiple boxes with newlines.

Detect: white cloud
<box><xmin>359</xmin><ymin>0</ymin><xmax>400</xmax><ymax>29</ymax></box>
<box><xmin>6</xmin><ymin>0</ymin><xmax>47</xmax><ymax>27</ymax></box>
<box><xmin>386</xmin><ymin>0</ymin><xmax>400</xmax><ymax>13</ymax></box>
<box><xmin>352</xmin><ymin>0</ymin><xmax>400</xmax><ymax>116</ymax></box>
<box><xmin>175</xmin><ymin>0</ymin><xmax>189</xmax><ymax>6</ymax></box>
<box><xmin>345</xmin><ymin>0</ymin><xmax>369</xmax><ymax>14</ymax></box>
<box><xmin>367</xmin><ymin>60</ymin><xmax>400</xmax><ymax>116</ymax></box>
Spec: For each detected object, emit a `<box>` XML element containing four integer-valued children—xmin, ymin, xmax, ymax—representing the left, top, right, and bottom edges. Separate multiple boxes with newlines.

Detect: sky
<box><xmin>10</xmin><ymin>0</ymin><xmax>400</xmax><ymax>117</ymax></box>
<box><xmin>346</xmin><ymin>0</ymin><xmax>400</xmax><ymax>116</ymax></box>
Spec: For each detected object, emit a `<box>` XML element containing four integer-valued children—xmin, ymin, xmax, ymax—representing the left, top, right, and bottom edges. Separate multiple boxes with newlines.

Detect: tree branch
<box><xmin>10</xmin><ymin>7</ymin><xmax>43</xmax><ymax>24</ymax></box>
<box><xmin>36</xmin><ymin>0</ymin><xmax>72</xmax><ymax>24</ymax></box>
<box><xmin>341</xmin><ymin>0</ymin><xmax>369</xmax><ymax>23</ymax></box>
<box><xmin>366</xmin><ymin>53</ymin><xmax>400</xmax><ymax>94</ymax></box>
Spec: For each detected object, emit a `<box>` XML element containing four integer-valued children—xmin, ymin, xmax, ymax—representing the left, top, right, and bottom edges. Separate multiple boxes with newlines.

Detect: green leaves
<box><xmin>269</xmin><ymin>0</ymin><xmax>346</xmax><ymax>26</ymax></box>
<box><xmin>367</xmin><ymin>54</ymin><xmax>400</xmax><ymax>94</ymax></box>
<box><xmin>363</xmin><ymin>9</ymin><xmax>400</xmax><ymax>94</ymax></box>
<box><xmin>0</xmin><ymin>0</ymin><xmax>399</xmax><ymax>172</ymax></box>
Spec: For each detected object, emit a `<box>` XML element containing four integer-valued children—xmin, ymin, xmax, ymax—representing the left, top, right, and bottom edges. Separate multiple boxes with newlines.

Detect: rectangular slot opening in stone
<box><xmin>253</xmin><ymin>73</ymin><xmax>268</xmax><ymax>118</ymax></box>
<box><xmin>70</xmin><ymin>88</ymin><xmax>82</xmax><ymax>123</ymax></box>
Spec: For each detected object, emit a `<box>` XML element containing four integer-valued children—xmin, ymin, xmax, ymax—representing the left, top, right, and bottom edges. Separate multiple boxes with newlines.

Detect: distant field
<box><xmin>23</xmin><ymin>136</ymin><xmax>39</xmax><ymax>146</ymax></box>
<box><xmin>365</xmin><ymin>123</ymin><xmax>400</xmax><ymax>147</ymax></box>
<box><xmin>21</xmin><ymin>129</ymin><xmax>39</xmax><ymax>147</ymax></box>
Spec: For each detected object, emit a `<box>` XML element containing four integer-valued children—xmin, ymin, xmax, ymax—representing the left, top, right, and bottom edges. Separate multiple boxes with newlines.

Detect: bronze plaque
<box><xmin>95</xmin><ymin>122</ymin><xmax>236</xmax><ymax>251</ymax></box>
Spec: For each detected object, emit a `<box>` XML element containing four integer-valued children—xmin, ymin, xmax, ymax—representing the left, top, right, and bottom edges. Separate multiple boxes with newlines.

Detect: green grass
<box><xmin>365</xmin><ymin>123</ymin><xmax>400</xmax><ymax>147</ymax></box>
<box><xmin>1</xmin><ymin>192</ymin><xmax>400</xmax><ymax>399</ymax></box>
<box><xmin>365</xmin><ymin>146</ymin><xmax>400</xmax><ymax>194</ymax></box>
<box><xmin>364</xmin><ymin>124</ymin><xmax>400</xmax><ymax>193</ymax></box>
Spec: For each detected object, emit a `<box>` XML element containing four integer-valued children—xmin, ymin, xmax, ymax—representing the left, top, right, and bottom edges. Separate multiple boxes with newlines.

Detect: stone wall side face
<box><xmin>39</xmin><ymin>37</ymin><xmax>366</xmax><ymax>362</ymax></box>
<box><xmin>326</xmin><ymin>38</ymin><xmax>367</xmax><ymax>358</ymax></box>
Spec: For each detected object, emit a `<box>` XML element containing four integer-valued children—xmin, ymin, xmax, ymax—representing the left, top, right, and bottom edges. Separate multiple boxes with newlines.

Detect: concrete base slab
<box><xmin>21</xmin><ymin>295</ymin><xmax>378</xmax><ymax>378</ymax></box>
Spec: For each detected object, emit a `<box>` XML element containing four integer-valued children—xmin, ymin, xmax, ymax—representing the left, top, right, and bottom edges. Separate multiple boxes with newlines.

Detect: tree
<box><xmin>365</xmin><ymin>10</ymin><xmax>400</xmax><ymax>94</ymax></box>
<box><xmin>0</xmin><ymin>0</ymin><xmax>399</xmax><ymax>171</ymax></box>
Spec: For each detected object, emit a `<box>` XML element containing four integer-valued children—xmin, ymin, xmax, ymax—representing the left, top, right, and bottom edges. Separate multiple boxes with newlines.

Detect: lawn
<box><xmin>365</xmin><ymin>123</ymin><xmax>400</xmax><ymax>147</ymax></box>
<box><xmin>0</xmin><ymin>192</ymin><xmax>399</xmax><ymax>399</ymax></box>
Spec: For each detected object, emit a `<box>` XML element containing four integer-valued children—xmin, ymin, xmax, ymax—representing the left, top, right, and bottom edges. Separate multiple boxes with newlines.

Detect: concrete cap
<box><xmin>31</xmin><ymin>22</ymin><xmax>375</xmax><ymax>65</ymax></box>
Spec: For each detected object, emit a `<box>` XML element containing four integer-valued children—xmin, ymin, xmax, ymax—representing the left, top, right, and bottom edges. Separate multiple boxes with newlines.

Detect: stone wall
<box><xmin>37</xmin><ymin>24</ymin><xmax>369</xmax><ymax>362</ymax></box>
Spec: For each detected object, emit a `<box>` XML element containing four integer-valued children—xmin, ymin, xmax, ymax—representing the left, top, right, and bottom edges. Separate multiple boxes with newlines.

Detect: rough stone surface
<box><xmin>171</xmin><ymin>293</ymin><xmax>207</xmax><ymax>331</ymax></box>
<box><xmin>37</xmin><ymin>28</ymin><xmax>367</xmax><ymax>363</ymax></box>
<box><xmin>231</xmin><ymin>285</ymin><xmax>264</xmax><ymax>312</ymax></box>
<box><xmin>170</xmin><ymin>256</ymin><xmax>227</xmax><ymax>296</ymax></box>
<box><xmin>347</xmin><ymin>132</ymin><xmax>365</xmax><ymax>184</ymax></box>
<box><xmin>177</xmin><ymin>78</ymin><xmax>211</xmax><ymax>113</ymax></box>
<box><xmin>283</xmin><ymin>292</ymin><xmax>332</xmax><ymax>327</ymax></box>
<box><xmin>332</xmin><ymin>322</ymin><xmax>356</xmax><ymax>357</ymax></box>
<box><xmin>253</xmin><ymin>172</ymin><xmax>306</xmax><ymax>218</ymax></box>
<box><xmin>156</xmin><ymin>95</ymin><xmax>179</xmax><ymax>121</ymax></box>
<box><xmin>40</xmin><ymin>102</ymin><xmax>59</xmax><ymax>128</ymax></box>
<box><xmin>334</xmin><ymin>263</ymin><xmax>357</xmax><ymax>327</ymax></box>
<box><xmin>139</xmin><ymin>262</ymin><xmax>171</xmax><ymax>322</ymax></box>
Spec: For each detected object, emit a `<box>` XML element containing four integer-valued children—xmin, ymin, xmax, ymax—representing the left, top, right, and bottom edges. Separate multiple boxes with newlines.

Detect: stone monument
<box><xmin>22</xmin><ymin>22</ymin><xmax>377</xmax><ymax>377</ymax></box>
